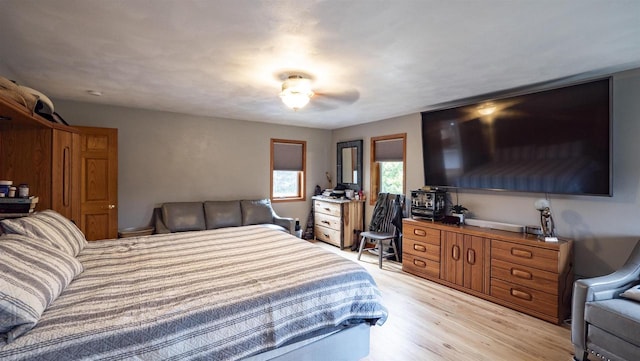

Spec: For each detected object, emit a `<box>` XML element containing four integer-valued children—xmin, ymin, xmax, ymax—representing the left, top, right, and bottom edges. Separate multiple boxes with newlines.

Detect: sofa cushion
<box><xmin>0</xmin><ymin>234</ymin><xmax>83</xmax><ymax>344</ymax></box>
<box><xmin>241</xmin><ymin>199</ymin><xmax>274</xmax><ymax>226</ymax></box>
<box><xmin>585</xmin><ymin>298</ymin><xmax>640</xmax><ymax>347</ymax></box>
<box><xmin>621</xmin><ymin>284</ymin><xmax>640</xmax><ymax>302</ymax></box>
<box><xmin>161</xmin><ymin>202</ymin><xmax>206</xmax><ymax>232</ymax></box>
<box><xmin>204</xmin><ymin>201</ymin><xmax>242</xmax><ymax>229</ymax></box>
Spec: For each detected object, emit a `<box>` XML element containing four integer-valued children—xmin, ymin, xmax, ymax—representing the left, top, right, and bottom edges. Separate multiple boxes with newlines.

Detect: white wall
<box><xmin>53</xmin><ymin>100</ymin><xmax>332</xmax><ymax>230</ymax></box>
<box><xmin>0</xmin><ymin>64</ymin><xmax>17</xmax><ymax>80</ymax></box>
<box><xmin>332</xmin><ymin>68</ymin><xmax>640</xmax><ymax>278</ymax></box>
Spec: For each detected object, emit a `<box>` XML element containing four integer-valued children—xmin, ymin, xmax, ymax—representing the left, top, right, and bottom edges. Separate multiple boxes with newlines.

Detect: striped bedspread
<box><xmin>0</xmin><ymin>225</ymin><xmax>387</xmax><ymax>360</ymax></box>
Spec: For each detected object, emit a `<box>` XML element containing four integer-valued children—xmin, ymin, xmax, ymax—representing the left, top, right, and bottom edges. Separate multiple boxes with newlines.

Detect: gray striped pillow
<box><xmin>0</xmin><ymin>210</ymin><xmax>87</xmax><ymax>257</ymax></box>
<box><xmin>0</xmin><ymin>234</ymin><xmax>83</xmax><ymax>344</ymax></box>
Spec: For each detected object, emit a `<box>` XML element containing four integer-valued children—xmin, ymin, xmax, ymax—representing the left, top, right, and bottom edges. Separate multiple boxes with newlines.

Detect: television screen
<box><xmin>421</xmin><ymin>78</ymin><xmax>611</xmax><ymax>196</ymax></box>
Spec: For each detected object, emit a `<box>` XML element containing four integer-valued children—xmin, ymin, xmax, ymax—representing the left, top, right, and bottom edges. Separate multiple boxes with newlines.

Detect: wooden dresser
<box><xmin>312</xmin><ymin>196</ymin><xmax>364</xmax><ymax>249</ymax></box>
<box><xmin>402</xmin><ymin>218</ymin><xmax>573</xmax><ymax>324</ymax></box>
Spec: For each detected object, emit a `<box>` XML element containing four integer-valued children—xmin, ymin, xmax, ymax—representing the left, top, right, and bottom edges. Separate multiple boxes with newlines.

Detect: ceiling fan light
<box><xmin>279</xmin><ymin>75</ymin><xmax>314</xmax><ymax>110</ymax></box>
<box><xmin>280</xmin><ymin>91</ymin><xmax>311</xmax><ymax>110</ymax></box>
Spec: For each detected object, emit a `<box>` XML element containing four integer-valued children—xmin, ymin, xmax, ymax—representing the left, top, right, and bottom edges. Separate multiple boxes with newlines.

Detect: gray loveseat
<box><xmin>154</xmin><ymin>199</ymin><xmax>295</xmax><ymax>235</ymax></box>
<box><xmin>571</xmin><ymin>242</ymin><xmax>640</xmax><ymax>361</ymax></box>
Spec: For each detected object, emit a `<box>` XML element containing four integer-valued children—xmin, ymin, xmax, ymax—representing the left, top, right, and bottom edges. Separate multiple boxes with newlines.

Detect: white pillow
<box><xmin>620</xmin><ymin>284</ymin><xmax>640</xmax><ymax>302</ymax></box>
<box><xmin>0</xmin><ymin>210</ymin><xmax>87</xmax><ymax>257</ymax></box>
<box><xmin>0</xmin><ymin>234</ymin><xmax>83</xmax><ymax>344</ymax></box>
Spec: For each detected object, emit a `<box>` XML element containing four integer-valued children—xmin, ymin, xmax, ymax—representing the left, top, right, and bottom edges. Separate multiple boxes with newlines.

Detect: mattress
<box><xmin>0</xmin><ymin>225</ymin><xmax>387</xmax><ymax>360</ymax></box>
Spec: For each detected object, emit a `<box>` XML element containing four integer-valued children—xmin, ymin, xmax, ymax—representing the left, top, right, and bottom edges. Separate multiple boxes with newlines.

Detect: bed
<box><xmin>0</xmin><ymin>211</ymin><xmax>387</xmax><ymax>361</ymax></box>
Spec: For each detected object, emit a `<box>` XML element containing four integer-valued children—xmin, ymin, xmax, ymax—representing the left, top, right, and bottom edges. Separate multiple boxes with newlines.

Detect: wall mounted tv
<box><xmin>421</xmin><ymin>77</ymin><xmax>611</xmax><ymax>196</ymax></box>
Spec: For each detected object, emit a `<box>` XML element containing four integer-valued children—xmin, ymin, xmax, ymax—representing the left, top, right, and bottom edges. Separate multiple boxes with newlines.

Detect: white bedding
<box><xmin>0</xmin><ymin>225</ymin><xmax>387</xmax><ymax>360</ymax></box>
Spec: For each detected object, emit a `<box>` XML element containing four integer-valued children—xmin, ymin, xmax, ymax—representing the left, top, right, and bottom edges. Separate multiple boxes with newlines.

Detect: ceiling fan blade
<box><xmin>309</xmin><ymin>88</ymin><xmax>360</xmax><ymax>111</ymax></box>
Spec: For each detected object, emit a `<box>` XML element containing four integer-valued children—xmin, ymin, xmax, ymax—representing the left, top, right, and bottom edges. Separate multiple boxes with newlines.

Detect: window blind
<box><xmin>374</xmin><ymin>138</ymin><xmax>403</xmax><ymax>162</ymax></box>
<box><xmin>273</xmin><ymin>142</ymin><xmax>303</xmax><ymax>171</ymax></box>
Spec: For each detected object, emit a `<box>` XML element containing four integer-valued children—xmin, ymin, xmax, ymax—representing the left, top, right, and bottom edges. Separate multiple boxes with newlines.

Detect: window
<box><xmin>370</xmin><ymin>133</ymin><xmax>406</xmax><ymax>205</ymax></box>
<box><xmin>271</xmin><ymin>139</ymin><xmax>306</xmax><ymax>202</ymax></box>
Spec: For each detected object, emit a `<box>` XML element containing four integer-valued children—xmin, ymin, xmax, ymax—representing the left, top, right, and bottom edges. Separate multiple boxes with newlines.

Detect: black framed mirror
<box><xmin>337</xmin><ymin>139</ymin><xmax>363</xmax><ymax>191</ymax></box>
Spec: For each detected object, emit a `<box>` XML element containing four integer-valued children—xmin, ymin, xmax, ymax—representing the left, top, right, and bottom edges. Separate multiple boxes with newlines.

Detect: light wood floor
<box><xmin>313</xmin><ymin>241</ymin><xmax>575</xmax><ymax>361</ymax></box>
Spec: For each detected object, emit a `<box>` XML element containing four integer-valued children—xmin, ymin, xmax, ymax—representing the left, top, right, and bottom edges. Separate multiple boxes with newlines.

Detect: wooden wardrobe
<box><xmin>0</xmin><ymin>95</ymin><xmax>118</xmax><ymax>240</ymax></box>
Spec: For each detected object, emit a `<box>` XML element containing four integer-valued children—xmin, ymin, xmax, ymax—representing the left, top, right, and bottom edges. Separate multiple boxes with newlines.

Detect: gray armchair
<box><xmin>571</xmin><ymin>241</ymin><xmax>640</xmax><ymax>361</ymax></box>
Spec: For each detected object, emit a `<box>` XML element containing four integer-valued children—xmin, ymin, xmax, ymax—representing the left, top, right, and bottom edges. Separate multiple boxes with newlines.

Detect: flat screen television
<box><xmin>421</xmin><ymin>78</ymin><xmax>611</xmax><ymax>196</ymax></box>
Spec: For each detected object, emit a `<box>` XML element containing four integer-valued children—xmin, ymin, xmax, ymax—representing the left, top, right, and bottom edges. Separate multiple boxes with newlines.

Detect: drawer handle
<box><xmin>324</xmin><ymin>207</ymin><xmax>331</xmax><ymax>212</ymax></box>
<box><xmin>323</xmin><ymin>233</ymin><xmax>330</xmax><ymax>238</ymax></box>
<box><xmin>321</xmin><ymin>220</ymin><xmax>331</xmax><ymax>225</ymax></box>
<box><xmin>413</xmin><ymin>259</ymin><xmax>426</xmax><ymax>268</ymax></box>
<box><xmin>452</xmin><ymin>245</ymin><xmax>460</xmax><ymax>261</ymax></box>
<box><xmin>511</xmin><ymin>248</ymin><xmax>533</xmax><ymax>259</ymax></box>
<box><xmin>510</xmin><ymin>288</ymin><xmax>532</xmax><ymax>301</ymax></box>
<box><xmin>511</xmin><ymin>268</ymin><xmax>533</xmax><ymax>280</ymax></box>
<box><xmin>413</xmin><ymin>244</ymin><xmax>426</xmax><ymax>252</ymax></box>
<box><xmin>413</xmin><ymin>229</ymin><xmax>427</xmax><ymax>237</ymax></box>
<box><xmin>467</xmin><ymin>249</ymin><xmax>475</xmax><ymax>265</ymax></box>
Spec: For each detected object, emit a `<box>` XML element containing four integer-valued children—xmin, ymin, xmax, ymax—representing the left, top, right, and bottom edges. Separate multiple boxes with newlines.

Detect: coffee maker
<box><xmin>410</xmin><ymin>189</ymin><xmax>446</xmax><ymax>221</ymax></box>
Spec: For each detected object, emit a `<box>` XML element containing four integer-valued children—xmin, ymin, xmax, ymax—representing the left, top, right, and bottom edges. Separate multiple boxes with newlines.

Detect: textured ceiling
<box><xmin>1</xmin><ymin>0</ymin><xmax>639</xmax><ymax>129</ymax></box>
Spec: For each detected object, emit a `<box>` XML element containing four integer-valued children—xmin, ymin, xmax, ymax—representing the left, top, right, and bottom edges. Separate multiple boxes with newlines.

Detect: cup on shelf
<box><xmin>0</xmin><ymin>180</ymin><xmax>11</xmax><ymax>195</ymax></box>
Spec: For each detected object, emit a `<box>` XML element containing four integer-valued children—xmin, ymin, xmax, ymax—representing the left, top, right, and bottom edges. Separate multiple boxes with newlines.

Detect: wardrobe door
<box><xmin>51</xmin><ymin>129</ymin><xmax>77</xmax><ymax>221</ymax></box>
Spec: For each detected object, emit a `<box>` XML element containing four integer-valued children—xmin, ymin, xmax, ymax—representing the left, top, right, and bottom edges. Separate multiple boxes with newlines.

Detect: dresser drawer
<box><xmin>492</xmin><ymin>240</ymin><xmax>559</xmax><ymax>273</ymax></box>
<box><xmin>314</xmin><ymin>212</ymin><xmax>341</xmax><ymax>230</ymax></box>
<box><xmin>404</xmin><ymin>237</ymin><xmax>440</xmax><ymax>262</ymax></box>
<box><xmin>491</xmin><ymin>259</ymin><xmax>558</xmax><ymax>295</ymax></box>
<box><xmin>314</xmin><ymin>200</ymin><xmax>342</xmax><ymax>217</ymax></box>
<box><xmin>403</xmin><ymin>223</ymin><xmax>440</xmax><ymax>246</ymax></box>
<box><xmin>403</xmin><ymin>253</ymin><xmax>440</xmax><ymax>279</ymax></box>
<box><xmin>314</xmin><ymin>225</ymin><xmax>341</xmax><ymax>246</ymax></box>
<box><xmin>490</xmin><ymin>278</ymin><xmax>558</xmax><ymax>318</ymax></box>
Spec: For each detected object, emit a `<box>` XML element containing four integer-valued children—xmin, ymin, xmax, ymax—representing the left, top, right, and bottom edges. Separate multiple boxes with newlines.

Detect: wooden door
<box><xmin>463</xmin><ymin>235</ymin><xmax>487</xmax><ymax>293</ymax></box>
<box><xmin>442</xmin><ymin>231</ymin><xmax>464</xmax><ymax>286</ymax></box>
<box><xmin>77</xmin><ymin>126</ymin><xmax>118</xmax><ymax>240</ymax></box>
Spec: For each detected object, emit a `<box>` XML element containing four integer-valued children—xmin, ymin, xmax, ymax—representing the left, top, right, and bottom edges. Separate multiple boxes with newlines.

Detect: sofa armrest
<box><xmin>571</xmin><ymin>241</ymin><xmax>640</xmax><ymax>357</ymax></box>
<box><xmin>273</xmin><ymin>215</ymin><xmax>295</xmax><ymax>234</ymax></box>
<box><xmin>152</xmin><ymin>207</ymin><xmax>171</xmax><ymax>234</ymax></box>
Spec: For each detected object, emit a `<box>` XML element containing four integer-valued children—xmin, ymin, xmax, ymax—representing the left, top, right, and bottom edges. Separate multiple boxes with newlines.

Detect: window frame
<box><xmin>369</xmin><ymin>133</ymin><xmax>406</xmax><ymax>205</ymax></box>
<box><xmin>270</xmin><ymin>138</ymin><xmax>306</xmax><ymax>203</ymax></box>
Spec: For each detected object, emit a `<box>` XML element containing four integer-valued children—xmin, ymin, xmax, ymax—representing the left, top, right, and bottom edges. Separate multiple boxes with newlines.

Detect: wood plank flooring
<box><xmin>313</xmin><ymin>241</ymin><xmax>575</xmax><ymax>361</ymax></box>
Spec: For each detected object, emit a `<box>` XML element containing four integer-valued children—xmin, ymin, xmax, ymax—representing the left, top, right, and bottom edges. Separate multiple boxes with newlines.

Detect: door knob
<box><xmin>107</xmin><ymin>204</ymin><xmax>116</xmax><ymax>209</ymax></box>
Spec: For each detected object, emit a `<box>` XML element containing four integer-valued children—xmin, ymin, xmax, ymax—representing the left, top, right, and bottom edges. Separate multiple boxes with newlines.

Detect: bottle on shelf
<box><xmin>295</xmin><ymin>218</ymin><xmax>302</xmax><ymax>238</ymax></box>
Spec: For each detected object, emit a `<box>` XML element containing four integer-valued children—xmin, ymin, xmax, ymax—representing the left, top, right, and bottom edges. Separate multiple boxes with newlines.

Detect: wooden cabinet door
<box><xmin>463</xmin><ymin>235</ymin><xmax>487</xmax><ymax>293</ymax></box>
<box><xmin>51</xmin><ymin>129</ymin><xmax>78</xmax><ymax>222</ymax></box>
<box><xmin>77</xmin><ymin>127</ymin><xmax>118</xmax><ymax>241</ymax></box>
<box><xmin>442</xmin><ymin>231</ymin><xmax>464</xmax><ymax>286</ymax></box>
<box><xmin>442</xmin><ymin>231</ymin><xmax>488</xmax><ymax>293</ymax></box>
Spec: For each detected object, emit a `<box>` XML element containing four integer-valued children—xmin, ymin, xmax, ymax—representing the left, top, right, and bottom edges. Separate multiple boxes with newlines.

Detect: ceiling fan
<box><xmin>275</xmin><ymin>71</ymin><xmax>359</xmax><ymax>111</ymax></box>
